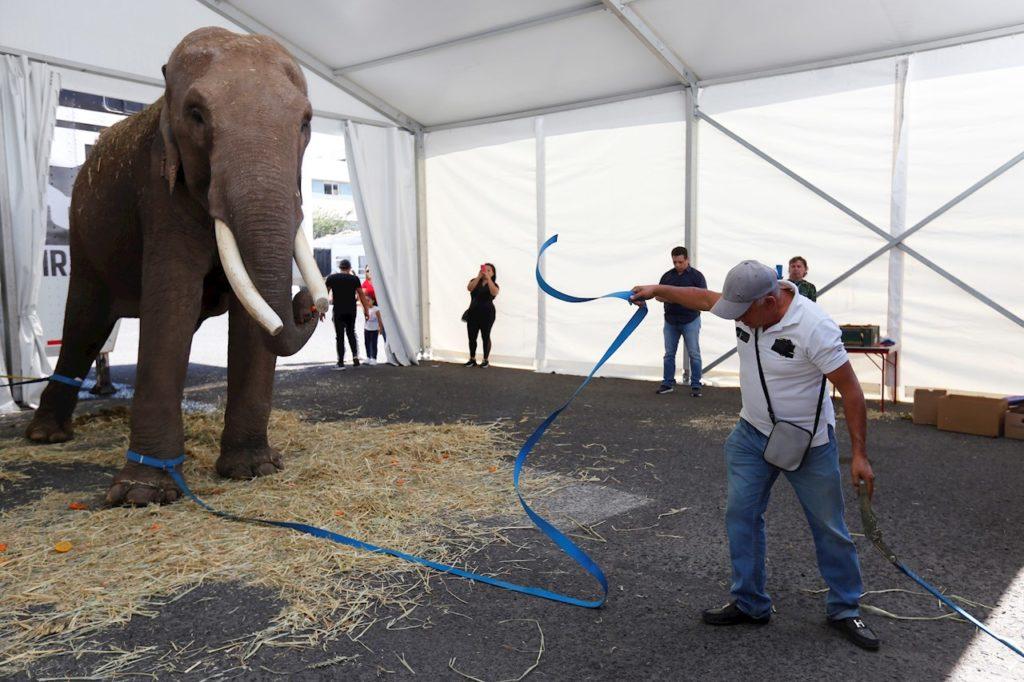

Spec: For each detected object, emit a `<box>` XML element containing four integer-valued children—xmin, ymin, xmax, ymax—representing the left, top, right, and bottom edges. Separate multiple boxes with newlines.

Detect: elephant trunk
<box><xmin>211</xmin><ymin>166</ymin><xmax>323</xmax><ymax>357</ymax></box>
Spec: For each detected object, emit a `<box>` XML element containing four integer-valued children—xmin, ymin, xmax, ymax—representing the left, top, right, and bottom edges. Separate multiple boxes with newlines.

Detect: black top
<box><xmin>326</xmin><ymin>272</ymin><xmax>362</xmax><ymax>315</ymax></box>
<box><xmin>659</xmin><ymin>266</ymin><xmax>707</xmax><ymax>324</ymax></box>
<box><xmin>468</xmin><ymin>281</ymin><xmax>498</xmax><ymax>315</ymax></box>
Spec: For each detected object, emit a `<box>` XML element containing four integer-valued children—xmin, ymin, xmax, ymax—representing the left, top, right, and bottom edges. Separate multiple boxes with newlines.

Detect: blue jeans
<box><xmin>724</xmin><ymin>419</ymin><xmax>863</xmax><ymax>620</ymax></box>
<box><xmin>662</xmin><ymin>318</ymin><xmax>701</xmax><ymax>388</ymax></box>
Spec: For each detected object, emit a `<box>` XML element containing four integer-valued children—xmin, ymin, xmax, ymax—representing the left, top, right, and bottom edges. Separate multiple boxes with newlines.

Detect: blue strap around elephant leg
<box><xmin>127</xmin><ymin>233</ymin><xmax>646</xmax><ymax>608</ymax></box>
<box><xmin>126</xmin><ymin>451</ymin><xmax>186</xmax><ymax>470</ymax></box>
<box><xmin>49</xmin><ymin>374</ymin><xmax>85</xmax><ymax>388</ymax></box>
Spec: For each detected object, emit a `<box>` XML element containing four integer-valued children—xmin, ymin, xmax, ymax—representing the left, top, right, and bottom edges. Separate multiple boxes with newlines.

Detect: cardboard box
<box><xmin>1006</xmin><ymin>411</ymin><xmax>1024</xmax><ymax>441</ymax></box>
<box><xmin>937</xmin><ymin>395</ymin><xmax>1009</xmax><ymax>438</ymax></box>
<box><xmin>912</xmin><ymin>389</ymin><xmax>948</xmax><ymax>426</ymax></box>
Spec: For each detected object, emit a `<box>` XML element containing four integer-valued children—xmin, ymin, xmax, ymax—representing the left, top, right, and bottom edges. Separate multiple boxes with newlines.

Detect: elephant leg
<box><xmin>106</xmin><ymin>237</ymin><xmax>208</xmax><ymax>506</ymax></box>
<box><xmin>26</xmin><ymin>267</ymin><xmax>115</xmax><ymax>443</ymax></box>
<box><xmin>215</xmin><ymin>294</ymin><xmax>282</xmax><ymax>479</ymax></box>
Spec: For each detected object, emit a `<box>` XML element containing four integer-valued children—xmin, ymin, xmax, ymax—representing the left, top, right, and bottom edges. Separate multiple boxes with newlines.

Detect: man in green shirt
<box><xmin>788</xmin><ymin>256</ymin><xmax>817</xmax><ymax>301</ymax></box>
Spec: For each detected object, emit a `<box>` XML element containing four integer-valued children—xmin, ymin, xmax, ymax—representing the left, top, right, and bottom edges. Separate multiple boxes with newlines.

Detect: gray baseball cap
<box><xmin>710</xmin><ymin>260</ymin><xmax>779</xmax><ymax>320</ymax></box>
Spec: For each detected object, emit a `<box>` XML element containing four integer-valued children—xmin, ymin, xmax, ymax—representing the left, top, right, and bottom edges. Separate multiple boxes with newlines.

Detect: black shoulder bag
<box><xmin>753</xmin><ymin>328</ymin><xmax>827</xmax><ymax>471</ymax></box>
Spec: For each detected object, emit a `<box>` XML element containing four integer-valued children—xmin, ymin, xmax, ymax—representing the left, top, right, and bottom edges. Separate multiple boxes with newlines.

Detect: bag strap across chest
<box><xmin>753</xmin><ymin>327</ymin><xmax>827</xmax><ymax>433</ymax></box>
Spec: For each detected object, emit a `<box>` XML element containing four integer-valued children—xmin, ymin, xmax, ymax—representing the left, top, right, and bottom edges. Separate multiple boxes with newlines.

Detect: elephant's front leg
<box><xmin>106</xmin><ymin>243</ymin><xmax>208</xmax><ymax>506</ymax></box>
<box><xmin>215</xmin><ymin>294</ymin><xmax>282</xmax><ymax>479</ymax></box>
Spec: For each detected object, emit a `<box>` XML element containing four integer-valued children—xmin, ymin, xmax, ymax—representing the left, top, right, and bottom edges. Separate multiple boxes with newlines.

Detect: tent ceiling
<box><xmin>217</xmin><ymin>0</ymin><xmax>1024</xmax><ymax>130</ymax></box>
<box><xmin>638</xmin><ymin>0</ymin><xmax>1024</xmax><ymax>83</ymax></box>
<box><xmin>7</xmin><ymin>0</ymin><xmax>1024</xmax><ymax>131</ymax></box>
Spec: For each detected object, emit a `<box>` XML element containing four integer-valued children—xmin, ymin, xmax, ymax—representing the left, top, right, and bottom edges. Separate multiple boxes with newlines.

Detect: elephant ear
<box><xmin>159</xmin><ymin>100</ymin><xmax>180</xmax><ymax>194</ymax></box>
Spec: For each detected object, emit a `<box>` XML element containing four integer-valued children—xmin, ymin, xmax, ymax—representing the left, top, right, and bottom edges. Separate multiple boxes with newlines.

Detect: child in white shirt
<box><xmin>364</xmin><ymin>299</ymin><xmax>384</xmax><ymax>364</ymax></box>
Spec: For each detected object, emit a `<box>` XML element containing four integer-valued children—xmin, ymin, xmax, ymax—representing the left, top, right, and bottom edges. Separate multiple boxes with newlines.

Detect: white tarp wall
<box><xmin>900</xmin><ymin>36</ymin><xmax>1024</xmax><ymax>398</ymax></box>
<box><xmin>424</xmin><ymin>35</ymin><xmax>1023</xmax><ymax>397</ymax></box>
<box><xmin>425</xmin><ymin>93</ymin><xmax>685</xmax><ymax>377</ymax></box>
<box><xmin>697</xmin><ymin>59</ymin><xmax>896</xmax><ymax>391</ymax></box>
<box><xmin>345</xmin><ymin>121</ymin><xmax>420</xmax><ymax>365</ymax></box>
<box><xmin>426</xmin><ymin>119</ymin><xmax>539</xmax><ymax>368</ymax></box>
<box><xmin>0</xmin><ymin>55</ymin><xmax>60</xmax><ymax>408</ymax></box>
<box><xmin>542</xmin><ymin>93</ymin><xmax>685</xmax><ymax>378</ymax></box>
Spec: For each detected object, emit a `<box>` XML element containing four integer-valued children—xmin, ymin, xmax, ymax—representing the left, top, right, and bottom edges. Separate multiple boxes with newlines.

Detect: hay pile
<box><xmin>0</xmin><ymin>408</ymin><xmax>562</xmax><ymax>675</ymax></box>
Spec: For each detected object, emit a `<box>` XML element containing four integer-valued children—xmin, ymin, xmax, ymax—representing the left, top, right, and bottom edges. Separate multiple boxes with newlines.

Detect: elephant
<box><xmin>25</xmin><ymin>27</ymin><xmax>330</xmax><ymax>506</ymax></box>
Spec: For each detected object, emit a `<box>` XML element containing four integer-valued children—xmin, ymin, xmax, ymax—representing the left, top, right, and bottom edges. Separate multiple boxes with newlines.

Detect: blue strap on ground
<box><xmin>4</xmin><ymin>373</ymin><xmax>84</xmax><ymax>388</ymax></box>
<box><xmin>859</xmin><ymin>482</ymin><xmax>1023</xmax><ymax>657</ymax></box>
<box><xmin>896</xmin><ymin>562</ymin><xmax>1024</xmax><ymax>658</ymax></box>
<box><xmin>127</xmin><ymin>233</ymin><xmax>646</xmax><ymax>608</ymax></box>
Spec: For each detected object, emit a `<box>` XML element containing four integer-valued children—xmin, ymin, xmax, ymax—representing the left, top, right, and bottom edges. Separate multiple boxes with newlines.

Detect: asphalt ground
<box><xmin>3</xmin><ymin>360</ymin><xmax>1023</xmax><ymax>680</ymax></box>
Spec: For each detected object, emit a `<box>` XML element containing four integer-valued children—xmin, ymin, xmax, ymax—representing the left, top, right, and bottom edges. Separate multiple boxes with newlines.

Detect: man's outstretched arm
<box><xmin>630</xmin><ymin>284</ymin><xmax>721</xmax><ymax>311</ymax></box>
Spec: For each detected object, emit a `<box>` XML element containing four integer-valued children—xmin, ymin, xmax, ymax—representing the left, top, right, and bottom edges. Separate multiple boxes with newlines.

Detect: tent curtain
<box><xmin>343</xmin><ymin>121</ymin><xmax>419</xmax><ymax>365</ymax></box>
<box><xmin>0</xmin><ymin>55</ymin><xmax>60</xmax><ymax>409</ymax></box>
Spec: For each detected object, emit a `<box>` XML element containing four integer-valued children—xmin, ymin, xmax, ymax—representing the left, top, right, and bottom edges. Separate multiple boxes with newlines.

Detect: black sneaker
<box><xmin>701</xmin><ymin>601</ymin><xmax>770</xmax><ymax>626</ymax></box>
<box><xmin>656</xmin><ymin>385</ymin><xmax>674</xmax><ymax>395</ymax></box>
<box><xmin>464</xmin><ymin>359</ymin><xmax>477</xmax><ymax>367</ymax></box>
<box><xmin>829</xmin><ymin>616</ymin><xmax>880</xmax><ymax>650</ymax></box>
<box><xmin>691</xmin><ymin>387</ymin><xmax>702</xmax><ymax>397</ymax></box>
<box><xmin>480</xmin><ymin>360</ymin><xmax>490</xmax><ymax>368</ymax></box>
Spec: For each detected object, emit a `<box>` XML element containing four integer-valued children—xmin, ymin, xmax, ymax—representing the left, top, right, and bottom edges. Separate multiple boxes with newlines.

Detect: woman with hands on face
<box><xmin>463</xmin><ymin>263</ymin><xmax>499</xmax><ymax>367</ymax></box>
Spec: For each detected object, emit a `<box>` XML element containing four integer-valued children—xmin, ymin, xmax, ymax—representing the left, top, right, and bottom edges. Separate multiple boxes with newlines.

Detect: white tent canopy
<box><xmin>200</xmin><ymin>0</ymin><xmax>1024</xmax><ymax>130</ymax></box>
<box><xmin>2</xmin><ymin>0</ymin><xmax>1023</xmax><ymax>398</ymax></box>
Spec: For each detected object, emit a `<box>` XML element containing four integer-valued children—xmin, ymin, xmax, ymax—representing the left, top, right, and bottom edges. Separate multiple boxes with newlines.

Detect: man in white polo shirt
<box><xmin>631</xmin><ymin>260</ymin><xmax>879</xmax><ymax>650</ymax></box>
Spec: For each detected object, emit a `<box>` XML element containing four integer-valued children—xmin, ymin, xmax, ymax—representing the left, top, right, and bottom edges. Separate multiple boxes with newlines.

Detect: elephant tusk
<box><xmin>214</xmin><ymin>219</ymin><xmax>284</xmax><ymax>336</ymax></box>
<box><xmin>293</xmin><ymin>228</ymin><xmax>329</xmax><ymax>313</ymax></box>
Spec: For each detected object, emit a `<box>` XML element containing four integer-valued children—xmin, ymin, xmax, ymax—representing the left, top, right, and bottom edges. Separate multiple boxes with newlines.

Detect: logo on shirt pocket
<box><xmin>771</xmin><ymin>338</ymin><xmax>796</xmax><ymax>358</ymax></box>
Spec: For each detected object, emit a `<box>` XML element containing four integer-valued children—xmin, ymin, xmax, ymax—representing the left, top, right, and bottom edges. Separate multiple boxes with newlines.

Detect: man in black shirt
<box><xmin>325</xmin><ymin>259</ymin><xmax>370</xmax><ymax>369</ymax></box>
<box><xmin>657</xmin><ymin>246</ymin><xmax>707</xmax><ymax>396</ymax></box>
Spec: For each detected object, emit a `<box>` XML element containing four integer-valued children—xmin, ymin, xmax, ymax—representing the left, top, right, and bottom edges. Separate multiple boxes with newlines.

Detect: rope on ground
<box><xmin>799</xmin><ymin>586</ymin><xmax>986</xmax><ymax>622</ymax></box>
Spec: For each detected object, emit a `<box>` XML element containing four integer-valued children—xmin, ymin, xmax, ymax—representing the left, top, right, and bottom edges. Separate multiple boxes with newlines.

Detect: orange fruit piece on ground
<box><xmin>68</xmin><ymin>502</ymin><xmax>89</xmax><ymax>510</ymax></box>
<box><xmin>0</xmin><ymin>543</ymin><xmax>7</xmax><ymax>552</ymax></box>
<box><xmin>54</xmin><ymin>541</ymin><xmax>72</xmax><ymax>553</ymax></box>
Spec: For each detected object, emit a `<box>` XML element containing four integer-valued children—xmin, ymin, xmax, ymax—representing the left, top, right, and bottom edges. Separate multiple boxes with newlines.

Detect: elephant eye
<box><xmin>300</xmin><ymin>119</ymin><xmax>311</xmax><ymax>133</ymax></box>
<box><xmin>188</xmin><ymin>106</ymin><xmax>205</xmax><ymax>125</ymax></box>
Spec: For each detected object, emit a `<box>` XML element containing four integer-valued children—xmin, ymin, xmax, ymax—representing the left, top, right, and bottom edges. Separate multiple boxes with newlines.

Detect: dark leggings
<box><xmin>467</xmin><ymin>312</ymin><xmax>495</xmax><ymax>360</ymax></box>
<box><xmin>333</xmin><ymin>312</ymin><xmax>358</xmax><ymax>363</ymax></box>
<box><xmin>364</xmin><ymin>330</ymin><xmax>379</xmax><ymax>360</ymax></box>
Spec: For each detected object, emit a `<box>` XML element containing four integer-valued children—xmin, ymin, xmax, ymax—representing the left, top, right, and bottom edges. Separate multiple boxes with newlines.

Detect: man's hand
<box><xmin>851</xmin><ymin>454</ymin><xmax>874</xmax><ymax>499</ymax></box>
<box><xmin>630</xmin><ymin>285</ymin><xmax>659</xmax><ymax>305</ymax></box>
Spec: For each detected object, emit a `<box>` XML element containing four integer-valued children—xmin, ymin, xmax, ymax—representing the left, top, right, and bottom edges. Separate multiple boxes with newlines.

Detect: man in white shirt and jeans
<box><xmin>631</xmin><ymin>260</ymin><xmax>879</xmax><ymax>650</ymax></box>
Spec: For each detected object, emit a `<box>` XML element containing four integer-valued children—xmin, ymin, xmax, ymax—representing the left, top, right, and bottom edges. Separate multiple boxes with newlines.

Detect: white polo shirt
<box><xmin>735</xmin><ymin>280</ymin><xmax>848</xmax><ymax>447</ymax></box>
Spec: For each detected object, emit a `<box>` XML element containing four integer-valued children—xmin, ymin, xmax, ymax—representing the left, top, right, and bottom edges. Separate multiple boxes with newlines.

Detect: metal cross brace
<box><xmin>697</xmin><ymin>110</ymin><xmax>1024</xmax><ymax>373</ymax></box>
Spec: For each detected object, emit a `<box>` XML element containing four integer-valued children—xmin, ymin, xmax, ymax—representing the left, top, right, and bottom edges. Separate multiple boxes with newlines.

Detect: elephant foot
<box><xmin>216</xmin><ymin>445</ymin><xmax>283</xmax><ymax>480</ymax></box>
<box><xmin>25</xmin><ymin>412</ymin><xmax>74</xmax><ymax>443</ymax></box>
<box><xmin>106</xmin><ymin>461</ymin><xmax>182</xmax><ymax>507</ymax></box>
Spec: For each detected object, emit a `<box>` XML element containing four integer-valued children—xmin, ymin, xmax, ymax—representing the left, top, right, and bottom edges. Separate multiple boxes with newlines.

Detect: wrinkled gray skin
<box><xmin>25</xmin><ymin>27</ymin><xmax>320</xmax><ymax>505</ymax></box>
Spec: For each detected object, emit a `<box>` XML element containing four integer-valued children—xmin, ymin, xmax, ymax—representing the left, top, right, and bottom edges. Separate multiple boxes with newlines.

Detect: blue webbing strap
<box><xmin>49</xmin><ymin>374</ymin><xmax>85</xmax><ymax>388</ymax></box>
<box><xmin>127</xmin><ymin>233</ymin><xmax>647</xmax><ymax>608</ymax></box>
<box><xmin>859</xmin><ymin>482</ymin><xmax>1023</xmax><ymax>657</ymax></box>
<box><xmin>896</xmin><ymin>563</ymin><xmax>1024</xmax><ymax>658</ymax></box>
<box><xmin>3</xmin><ymin>373</ymin><xmax>84</xmax><ymax>388</ymax></box>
